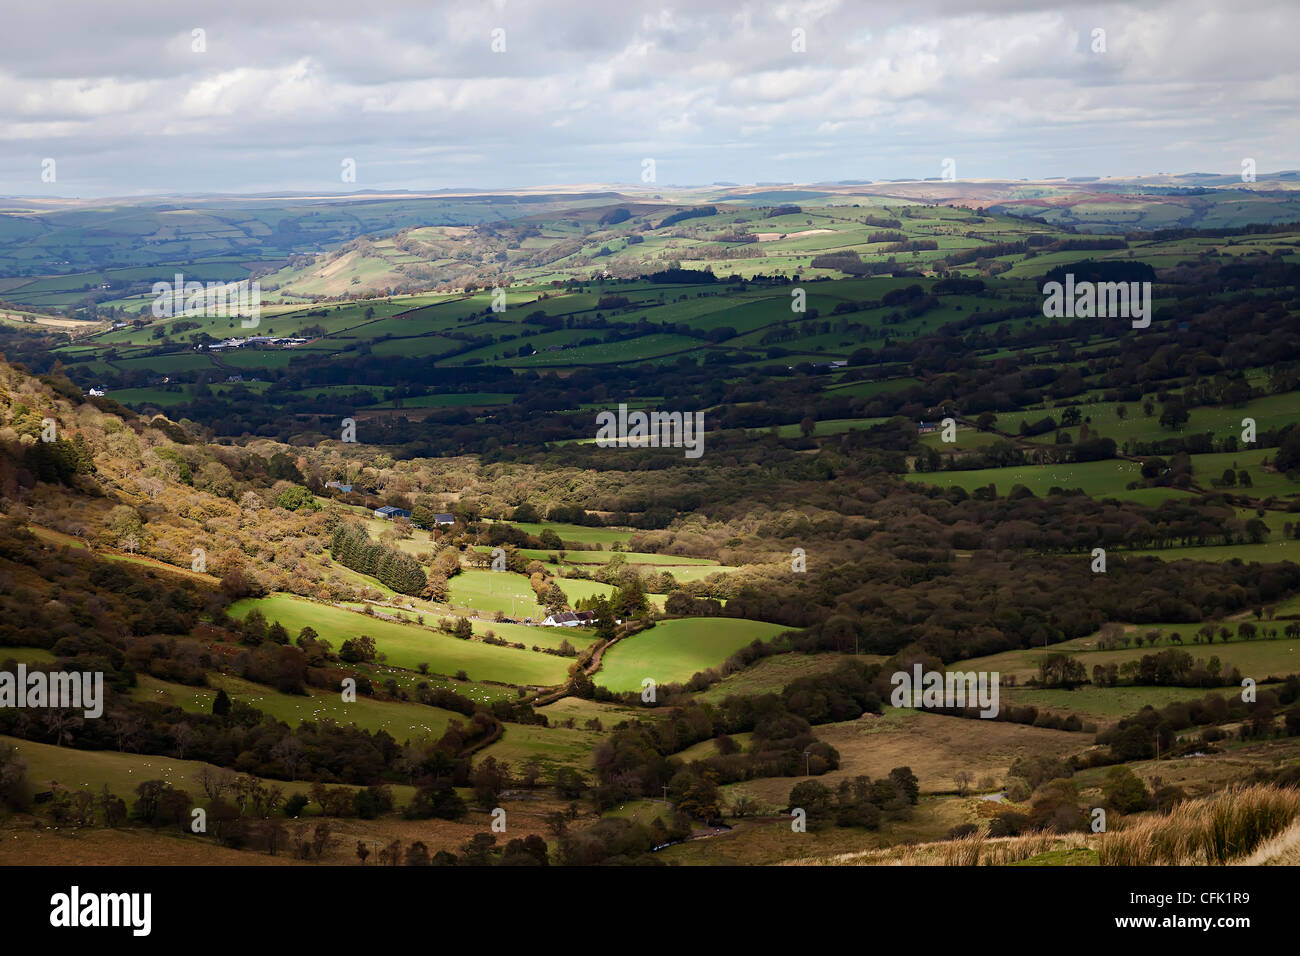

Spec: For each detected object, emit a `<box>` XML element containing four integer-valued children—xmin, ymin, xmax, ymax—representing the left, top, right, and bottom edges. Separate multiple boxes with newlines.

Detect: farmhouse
<box><xmin>541</xmin><ymin>611</ymin><xmax>597</xmax><ymax>627</ymax></box>
<box><xmin>373</xmin><ymin>505</ymin><xmax>412</xmax><ymax>520</ymax></box>
<box><xmin>325</xmin><ymin>481</ymin><xmax>353</xmax><ymax>493</ymax></box>
<box><xmin>206</xmin><ymin>338</ymin><xmax>246</xmax><ymax>350</ymax></box>
<box><xmin>433</xmin><ymin>513</ymin><xmax>456</xmax><ymax>526</ymax></box>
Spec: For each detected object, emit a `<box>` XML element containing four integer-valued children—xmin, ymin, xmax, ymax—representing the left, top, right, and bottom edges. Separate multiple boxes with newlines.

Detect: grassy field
<box><xmin>445</xmin><ymin>570</ymin><xmax>607</xmax><ymax>643</ymax></box>
<box><xmin>130</xmin><ymin>673</ymin><xmax>465</xmax><ymax>739</ymax></box>
<box><xmin>1073</xmin><ymin>736</ymin><xmax>1300</xmax><ymax>800</ymax></box>
<box><xmin>1018</xmin><ymin>391</ymin><xmax>1300</xmax><ymax>453</ymax></box>
<box><xmin>447</xmin><ymin>568</ymin><xmax>554</xmax><ymax>621</ymax></box>
<box><xmin>470</xmin><ymin>545</ymin><xmax>720</xmax><ymax>568</ymax></box>
<box><xmin>905</xmin><ymin>459</ymin><xmax>1143</xmax><ymax>497</ymax></box>
<box><xmin>536</xmin><ymin>695</ymin><xmax>650</xmax><ymax>727</ymax></box>
<box><xmin>506</xmin><ymin>521</ymin><xmax>637</xmax><ymax>547</ymax></box>
<box><xmin>473</xmin><ymin>722</ymin><xmax>600</xmax><ymax>776</ymax></box>
<box><xmin>597</xmin><ymin>617</ymin><xmax>794</xmax><ymax>692</ymax></box>
<box><xmin>3</xmin><ymin>733</ymin><xmax>415</xmax><ymax>806</ymax></box>
<box><xmin>1130</xmin><ymin>538</ymin><xmax>1300</xmax><ymax>563</ymax></box>
<box><xmin>227</xmin><ymin>594</ymin><xmax>572</xmax><ymax>687</ymax></box>
<box><xmin>715</xmin><ymin>708</ymin><xmax>1081</xmax><ymax>811</ymax></box>
<box><xmin>962</xmin><ymin>627</ymin><xmax>1300</xmax><ymax>681</ymax></box>
<box><xmin>1000</xmin><ymin>684</ymin><xmax>1225</xmax><ymax>720</ymax></box>
<box><xmin>693</xmin><ymin>652</ymin><xmax>872</xmax><ymax>703</ymax></box>
<box><xmin>657</xmin><ymin>794</ymin><xmax>977</xmax><ymax>866</ymax></box>
<box><xmin>0</xmin><ymin>646</ymin><xmax>57</xmax><ymax>664</ymax></box>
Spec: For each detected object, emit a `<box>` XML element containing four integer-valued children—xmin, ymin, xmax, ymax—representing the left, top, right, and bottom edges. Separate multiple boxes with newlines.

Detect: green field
<box><xmin>470</xmin><ymin>544</ymin><xmax>720</xmax><ymax>567</ymax></box>
<box><xmin>1130</xmin><ymin>539</ymin><xmax>1300</xmax><ymax>563</ymax></box>
<box><xmin>473</xmin><ymin>722</ymin><xmax>600</xmax><ymax>775</ymax></box>
<box><xmin>1000</xmin><ymin>684</ymin><xmax>1232</xmax><ymax>720</ymax></box>
<box><xmin>693</xmin><ymin>651</ymin><xmax>872</xmax><ymax>703</ymax></box>
<box><xmin>597</xmin><ymin>617</ymin><xmax>794</xmax><ymax>692</ymax></box>
<box><xmin>131</xmin><ymin>673</ymin><xmax>465</xmax><ymax>739</ymax></box>
<box><xmin>227</xmin><ymin>594</ymin><xmax>573</xmax><ymax>687</ymax></box>
<box><xmin>506</xmin><ymin>521</ymin><xmax>637</xmax><ymax>547</ymax></box>
<box><xmin>4</xmin><ymin>733</ymin><xmax>415</xmax><ymax>806</ymax></box>
<box><xmin>905</xmin><ymin>459</ymin><xmax>1144</xmax><ymax>498</ymax></box>
<box><xmin>1016</xmin><ymin>390</ymin><xmax>1300</xmax><ymax>452</ymax></box>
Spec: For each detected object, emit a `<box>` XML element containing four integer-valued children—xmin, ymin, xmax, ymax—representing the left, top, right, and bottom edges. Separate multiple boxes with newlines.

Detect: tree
<box><xmin>471</xmin><ymin>756</ymin><xmax>509</xmax><ymax>806</ymax></box>
<box><xmin>543</xmin><ymin>583</ymin><xmax>568</xmax><ymax>614</ymax></box>
<box><xmin>613</xmin><ymin>577</ymin><xmax>648</xmax><ymax>618</ymax></box>
<box><xmin>405</xmin><ymin>841</ymin><xmax>431</xmax><ymax>866</ymax></box>
<box><xmin>275</xmin><ymin>485</ymin><xmax>320</xmax><ymax>512</ymax></box>
<box><xmin>1028</xmin><ymin>778</ymin><xmax>1086</xmax><ymax>832</ymax></box>
<box><xmin>1038</xmin><ymin>654</ymin><xmax>1087</xmax><ymax>689</ymax></box>
<box><xmin>787</xmin><ymin>780</ymin><xmax>833</xmax><ymax>828</ymax></box>
<box><xmin>670</xmin><ymin>768</ymin><xmax>720</xmax><ymax>821</ymax></box>
<box><xmin>1159</xmin><ymin>399</ymin><xmax>1189</xmax><ymax>431</ymax></box>
<box><xmin>889</xmin><ymin>767</ymin><xmax>920</xmax><ymax>805</ymax></box>
<box><xmin>0</xmin><ymin>745</ymin><xmax>30</xmax><ymax>813</ymax></box>
<box><xmin>1102</xmin><ymin>766</ymin><xmax>1152</xmax><ymax>813</ymax></box>
<box><xmin>377</xmin><ymin>839</ymin><xmax>403</xmax><ymax>866</ymax></box>
<box><xmin>1276</xmin><ymin>427</ymin><xmax>1300</xmax><ymax>473</ymax></box>
<box><xmin>459</xmin><ymin>832</ymin><xmax>497</xmax><ymax>866</ymax></box>
<box><xmin>664</xmin><ymin>591</ymin><xmax>694</xmax><ymax>615</ymax></box>
<box><xmin>106</xmin><ymin>505</ymin><xmax>144</xmax><ymax>549</ymax></box>
<box><xmin>590</xmin><ymin>595</ymin><xmax>617</xmax><ymax>641</ymax></box>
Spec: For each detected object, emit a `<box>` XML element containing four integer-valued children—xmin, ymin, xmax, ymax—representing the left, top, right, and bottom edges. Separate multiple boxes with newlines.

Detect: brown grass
<box><xmin>785</xmin><ymin>830</ymin><xmax>1080</xmax><ymax>866</ymax></box>
<box><xmin>1097</xmin><ymin>785</ymin><xmax>1300</xmax><ymax>865</ymax></box>
<box><xmin>720</xmin><ymin>710</ymin><xmax>1081</xmax><ymax>810</ymax></box>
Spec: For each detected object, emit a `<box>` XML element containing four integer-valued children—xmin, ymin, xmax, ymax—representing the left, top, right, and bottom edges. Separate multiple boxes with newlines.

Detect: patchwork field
<box><xmin>228</xmin><ymin>594</ymin><xmax>573</xmax><ymax>687</ymax></box>
<box><xmin>716</xmin><ymin>709</ymin><xmax>1082</xmax><ymax>811</ymax></box>
<box><xmin>130</xmin><ymin>673</ymin><xmax>465</xmax><ymax>739</ymax></box>
<box><xmin>597</xmin><ymin>617</ymin><xmax>795</xmax><ymax>692</ymax></box>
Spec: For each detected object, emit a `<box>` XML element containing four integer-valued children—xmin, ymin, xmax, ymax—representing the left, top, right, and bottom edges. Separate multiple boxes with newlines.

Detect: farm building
<box><xmin>433</xmin><ymin>513</ymin><xmax>456</xmax><ymax>525</ymax></box>
<box><xmin>373</xmin><ymin>505</ymin><xmax>412</xmax><ymax>520</ymax></box>
<box><xmin>541</xmin><ymin>611</ymin><xmax>597</xmax><ymax>628</ymax></box>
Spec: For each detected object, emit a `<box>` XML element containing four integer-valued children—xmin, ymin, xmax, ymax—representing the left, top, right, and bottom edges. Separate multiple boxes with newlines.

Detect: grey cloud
<box><xmin>0</xmin><ymin>0</ymin><xmax>1295</xmax><ymax>195</ymax></box>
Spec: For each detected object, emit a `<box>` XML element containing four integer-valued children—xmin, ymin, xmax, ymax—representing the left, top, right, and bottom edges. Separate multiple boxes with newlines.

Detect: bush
<box><xmin>946</xmin><ymin>823</ymin><xmax>980</xmax><ymax>840</ymax></box>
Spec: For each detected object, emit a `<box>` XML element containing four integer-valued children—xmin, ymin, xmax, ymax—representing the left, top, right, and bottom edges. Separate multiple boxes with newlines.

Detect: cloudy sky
<box><xmin>2</xmin><ymin>0</ymin><xmax>1296</xmax><ymax>197</ymax></box>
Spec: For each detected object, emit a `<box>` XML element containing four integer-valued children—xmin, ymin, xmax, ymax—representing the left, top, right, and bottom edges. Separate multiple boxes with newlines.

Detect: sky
<box><xmin>1</xmin><ymin>0</ymin><xmax>1297</xmax><ymax>197</ymax></box>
